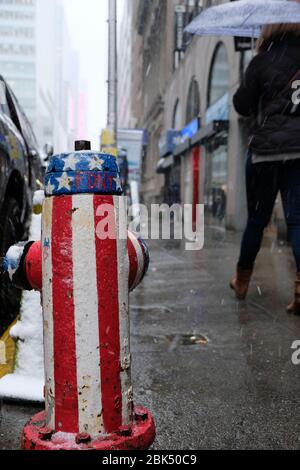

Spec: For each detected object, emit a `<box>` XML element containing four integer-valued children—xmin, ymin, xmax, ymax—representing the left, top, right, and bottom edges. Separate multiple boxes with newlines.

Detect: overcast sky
<box><xmin>62</xmin><ymin>0</ymin><xmax>126</xmax><ymax>149</ymax></box>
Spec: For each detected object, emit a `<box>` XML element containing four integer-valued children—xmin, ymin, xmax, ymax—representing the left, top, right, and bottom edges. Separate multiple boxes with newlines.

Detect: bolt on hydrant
<box><xmin>4</xmin><ymin>141</ymin><xmax>155</xmax><ymax>450</ymax></box>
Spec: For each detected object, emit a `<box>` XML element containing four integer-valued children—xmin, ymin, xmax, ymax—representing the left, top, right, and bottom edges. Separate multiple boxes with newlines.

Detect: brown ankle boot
<box><xmin>230</xmin><ymin>265</ymin><xmax>253</xmax><ymax>300</ymax></box>
<box><xmin>287</xmin><ymin>273</ymin><xmax>300</xmax><ymax>315</ymax></box>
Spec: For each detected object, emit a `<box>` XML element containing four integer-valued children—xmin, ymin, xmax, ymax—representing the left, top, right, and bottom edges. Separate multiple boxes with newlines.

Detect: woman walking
<box><xmin>231</xmin><ymin>23</ymin><xmax>300</xmax><ymax>315</ymax></box>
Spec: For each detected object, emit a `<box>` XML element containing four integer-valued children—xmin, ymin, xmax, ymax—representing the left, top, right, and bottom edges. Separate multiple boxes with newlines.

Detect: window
<box><xmin>172</xmin><ymin>99</ymin><xmax>181</xmax><ymax>130</ymax></box>
<box><xmin>208</xmin><ymin>43</ymin><xmax>230</xmax><ymax>107</ymax></box>
<box><xmin>9</xmin><ymin>84</ymin><xmax>37</xmax><ymax>146</ymax></box>
<box><xmin>173</xmin><ymin>1</ymin><xmax>203</xmax><ymax>69</ymax></box>
<box><xmin>0</xmin><ymin>79</ymin><xmax>11</xmax><ymax>119</ymax></box>
<box><xmin>186</xmin><ymin>78</ymin><xmax>200</xmax><ymax>124</ymax></box>
<box><xmin>0</xmin><ymin>26</ymin><xmax>34</xmax><ymax>39</ymax></box>
<box><xmin>0</xmin><ymin>61</ymin><xmax>35</xmax><ymax>77</ymax></box>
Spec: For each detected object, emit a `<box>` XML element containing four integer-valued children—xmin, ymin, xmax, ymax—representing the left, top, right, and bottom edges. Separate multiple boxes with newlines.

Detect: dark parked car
<box><xmin>0</xmin><ymin>76</ymin><xmax>43</xmax><ymax>336</ymax></box>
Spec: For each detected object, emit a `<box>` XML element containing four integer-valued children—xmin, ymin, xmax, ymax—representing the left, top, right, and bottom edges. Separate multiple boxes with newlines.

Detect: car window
<box><xmin>8</xmin><ymin>86</ymin><xmax>37</xmax><ymax>148</ymax></box>
<box><xmin>0</xmin><ymin>80</ymin><xmax>22</xmax><ymax>134</ymax></box>
<box><xmin>20</xmin><ymin>110</ymin><xmax>37</xmax><ymax>148</ymax></box>
<box><xmin>0</xmin><ymin>79</ymin><xmax>12</xmax><ymax>121</ymax></box>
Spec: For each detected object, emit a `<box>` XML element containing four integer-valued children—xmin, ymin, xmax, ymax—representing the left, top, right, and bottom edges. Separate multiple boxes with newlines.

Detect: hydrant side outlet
<box><xmin>26</xmin><ymin>241</ymin><xmax>42</xmax><ymax>291</ymax></box>
<box><xmin>9</xmin><ymin>234</ymin><xmax>149</xmax><ymax>294</ymax></box>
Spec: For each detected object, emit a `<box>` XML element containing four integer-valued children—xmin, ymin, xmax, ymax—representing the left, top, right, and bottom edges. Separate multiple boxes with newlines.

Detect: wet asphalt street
<box><xmin>1</xmin><ymin>227</ymin><xmax>300</xmax><ymax>450</ymax></box>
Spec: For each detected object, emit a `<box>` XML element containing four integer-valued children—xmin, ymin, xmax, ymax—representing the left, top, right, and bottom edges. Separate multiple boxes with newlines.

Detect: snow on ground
<box><xmin>0</xmin><ymin>211</ymin><xmax>44</xmax><ymax>402</ymax></box>
<box><xmin>0</xmin><ymin>375</ymin><xmax>43</xmax><ymax>403</ymax></box>
<box><xmin>10</xmin><ymin>291</ymin><xmax>43</xmax><ymax>378</ymax></box>
<box><xmin>33</xmin><ymin>190</ymin><xmax>45</xmax><ymax>208</ymax></box>
<box><xmin>29</xmin><ymin>213</ymin><xmax>43</xmax><ymax>241</ymax></box>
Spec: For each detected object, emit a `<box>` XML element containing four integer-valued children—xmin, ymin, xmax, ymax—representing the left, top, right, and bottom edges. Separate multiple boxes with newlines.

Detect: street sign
<box><xmin>234</xmin><ymin>36</ymin><xmax>254</xmax><ymax>52</ymax></box>
<box><xmin>181</xmin><ymin>118</ymin><xmax>199</xmax><ymax>141</ymax></box>
<box><xmin>118</xmin><ymin>129</ymin><xmax>145</xmax><ymax>182</ymax></box>
<box><xmin>159</xmin><ymin>130</ymin><xmax>182</xmax><ymax>158</ymax></box>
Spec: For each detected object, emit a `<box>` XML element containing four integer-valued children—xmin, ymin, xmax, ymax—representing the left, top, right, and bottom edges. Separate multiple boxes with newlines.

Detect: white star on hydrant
<box><xmin>63</xmin><ymin>153</ymin><xmax>79</xmax><ymax>171</ymax></box>
<box><xmin>89</xmin><ymin>156</ymin><xmax>105</xmax><ymax>171</ymax></box>
<box><xmin>45</xmin><ymin>180</ymin><xmax>55</xmax><ymax>195</ymax></box>
<box><xmin>56</xmin><ymin>174</ymin><xmax>74</xmax><ymax>191</ymax></box>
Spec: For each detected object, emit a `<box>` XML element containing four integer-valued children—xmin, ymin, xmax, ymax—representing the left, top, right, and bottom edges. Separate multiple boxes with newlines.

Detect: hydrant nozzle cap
<box><xmin>75</xmin><ymin>140</ymin><xmax>91</xmax><ymax>151</ymax></box>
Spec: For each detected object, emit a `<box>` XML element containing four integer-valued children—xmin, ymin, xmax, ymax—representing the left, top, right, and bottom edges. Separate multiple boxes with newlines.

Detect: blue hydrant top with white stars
<box><xmin>44</xmin><ymin>150</ymin><xmax>123</xmax><ymax>197</ymax></box>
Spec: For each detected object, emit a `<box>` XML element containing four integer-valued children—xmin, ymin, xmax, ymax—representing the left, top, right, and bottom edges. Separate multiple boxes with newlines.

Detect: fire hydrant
<box><xmin>4</xmin><ymin>142</ymin><xmax>155</xmax><ymax>450</ymax></box>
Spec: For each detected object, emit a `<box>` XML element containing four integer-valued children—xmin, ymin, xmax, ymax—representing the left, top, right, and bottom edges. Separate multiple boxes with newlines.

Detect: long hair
<box><xmin>257</xmin><ymin>23</ymin><xmax>300</xmax><ymax>53</ymax></box>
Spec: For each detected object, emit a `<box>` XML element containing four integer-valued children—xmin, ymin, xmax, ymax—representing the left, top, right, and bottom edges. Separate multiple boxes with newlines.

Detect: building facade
<box><xmin>118</xmin><ymin>0</ymin><xmax>143</xmax><ymax>129</ymax></box>
<box><xmin>36</xmin><ymin>0</ymin><xmax>82</xmax><ymax>153</ymax></box>
<box><xmin>119</xmin><ymin>0</ymin><xmax>285</xmax><ymax>233</ymax></box>
<box><xmin>134</xmin><ymin>0</ymin><xmax>175</xmax><ymax>205</ymax></box>
<box><xmin>0</xmin><ymin>0</ymin><xmax>37</xmax><ymax>125</ymax></box>
<box><xmin>118</xmin><ymin>0</ymin><xmax>132</xmax><ymax>129</ymax></box>
<box><xmin>162</xmin><ymin>0</ymin><xmax>251</xmax><ymax>231</ymax></box>
<box><xmin>0</xmin><ymin>0</ymin><xmax>81</xmax><ymax>153</ymax></box>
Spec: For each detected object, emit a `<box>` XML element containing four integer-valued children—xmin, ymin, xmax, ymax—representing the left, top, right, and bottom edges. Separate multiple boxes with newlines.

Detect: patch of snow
<box><xmin>33</xmin><ymin>190</ymin><xmax>45</xmax><ymax>208</ymax></box>
<box><xmin>10</xmin><ymin>290</ymin><xmax>43</xmax><ymax>378</ymax></box>
<box><xmin>0</xmin><ymin>374</ymin><xmax>44</xmax><ymax>402</ymax></box>
<box><xmin>30</xmin><ymin>214</ymin><xmax>42</xmax><ymax>241</ymax></box>
<box><xmin>6</xmin><ymin>245</ymin><xmax>24</xmax><ymax>264</ymax></box>
<box><xmin>52</xmin><ymin>432</ymin><xmax>76</xmax><ymax>444</ymax></box>
<box><xmin>0</xmin><ymin>213</ymin><xmax>44</xmax><ymax>403</ymax></box>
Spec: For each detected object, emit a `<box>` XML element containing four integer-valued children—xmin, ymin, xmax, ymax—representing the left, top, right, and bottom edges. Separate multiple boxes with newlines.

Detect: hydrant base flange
<box><xmin>22</xmin><ymin>407</ymin><xmax>155</xmax><ymax>451</ymax></box>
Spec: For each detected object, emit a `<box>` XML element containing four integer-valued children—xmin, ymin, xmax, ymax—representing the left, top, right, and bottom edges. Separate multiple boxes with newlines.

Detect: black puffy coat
<box><xmin>233</xmin><ymin>33</ymin><xmax>300</xmax><ymax>155</ymax></box>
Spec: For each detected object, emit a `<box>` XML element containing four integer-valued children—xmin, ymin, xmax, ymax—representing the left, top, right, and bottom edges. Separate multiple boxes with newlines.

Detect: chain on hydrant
<box><xmin>4</xmin><ymin>142</ymin><xmax>155</xmax><ymax>451</ymax></box>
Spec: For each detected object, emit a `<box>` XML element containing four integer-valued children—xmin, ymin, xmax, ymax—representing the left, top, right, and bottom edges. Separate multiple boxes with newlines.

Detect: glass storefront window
<box><xmin>205</xmin><ymin>142</ymin><xmax>228</xmax><ymax>222</ymax></box>
<box><xmin>208</xmin><ymin>43</ymin><xmax>230</xmax><ymax>107</ymax></box>
<box><xmin>205</xmin><ymin>43</ymin><xmax>230</xmax><ymax>224</ymax></box>
<box><xmin>211</xmin><ymin>144</ymin><xmax>227</xmax><ymax>186</ymax></box>
<box><xmin>186</xmin><ymin>77</ymin><xmax>200</xmax><ymax>123</ymax></box>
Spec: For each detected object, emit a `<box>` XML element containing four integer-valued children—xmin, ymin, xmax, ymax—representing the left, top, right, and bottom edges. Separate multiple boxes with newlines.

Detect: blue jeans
<box><xmin>239</xmin><ymin>155</ymin><xmax>300</xmax><ymax>272</ymax></box>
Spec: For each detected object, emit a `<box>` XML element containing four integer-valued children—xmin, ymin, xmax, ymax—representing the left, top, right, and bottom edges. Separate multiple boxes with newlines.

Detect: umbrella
<box><xmin>185</xmin><ymin>0</ymin><xmax>300</xmax><ymax>38</ymax></box>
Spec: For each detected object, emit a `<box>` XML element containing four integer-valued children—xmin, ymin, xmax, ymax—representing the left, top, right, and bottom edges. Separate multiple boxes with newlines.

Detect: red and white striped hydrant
<box><xmin>6</xmin><ymin>141</ymin><xmax>155</xmax><ymax>450</ymax></box>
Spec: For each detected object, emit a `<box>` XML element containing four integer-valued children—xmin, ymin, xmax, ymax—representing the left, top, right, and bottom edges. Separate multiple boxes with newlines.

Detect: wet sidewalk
<box><xmin>131</xmin><ymin>228</ymin><xmax>300</xmax><ymax>449</ymax></box>
<box><xmin>1</xmin><ymin>227</ymin><xmax>300</xmax><ymax>449</ymax></box>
